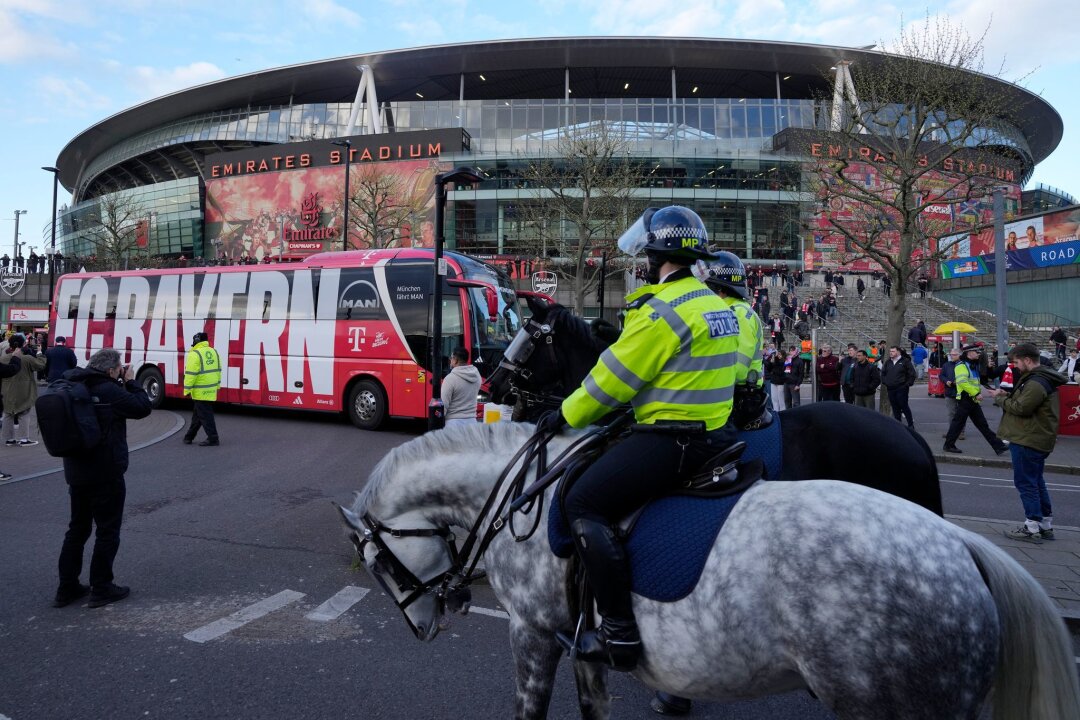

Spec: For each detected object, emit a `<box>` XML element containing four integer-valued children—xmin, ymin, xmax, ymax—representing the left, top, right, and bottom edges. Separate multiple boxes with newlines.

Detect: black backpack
<box><xmin>35</xmin><ymin>378</ymin><xmax>105</xmax><ymax>457</ymax></box>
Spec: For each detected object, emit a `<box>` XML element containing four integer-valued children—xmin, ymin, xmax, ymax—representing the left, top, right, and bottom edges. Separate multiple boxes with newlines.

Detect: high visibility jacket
<box><xmin>562</xmin><ymin>274</ymin><xmax>739</xmax><ymax>431</ymax></box>
<box><xmin>723</xmin><ymin>296</ymin><xmax>764</xmax><ymax>386</ymax></box>
<box><xmin>184</xmin><ymin>341</ymin><xmax>222</xmax><ymax>401</ymax></box>
<box><xmin>953</xmin><ymin>360</ymin><xmax>981</xmax><ymax>400</ymax></box>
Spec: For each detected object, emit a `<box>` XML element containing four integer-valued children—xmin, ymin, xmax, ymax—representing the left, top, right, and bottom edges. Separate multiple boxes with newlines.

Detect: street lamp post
<box><xmin>12</xmin><ymin>209</ymin><xmax>27</xmax><ymax>261</ymax></box>
<box><xmin>331</xmin><ymin>139</ymin><xmax>352</xmax><ymax>252</ymax></box>
<box><xmin>992</xmin><ymin>187</ymin><xmax>1009</xmax><ymax>355</ymax></box>
<box><xmin>428</xmin><ymin>166</ymin><xmax>483</xmax><ymax>431</ymax></box>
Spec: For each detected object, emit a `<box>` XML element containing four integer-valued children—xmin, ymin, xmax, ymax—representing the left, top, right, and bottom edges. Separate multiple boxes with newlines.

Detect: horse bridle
<box><xmin>495</xmin><ymin>318</ymin><xmax>565</xmax><ymax>410</ymax></box>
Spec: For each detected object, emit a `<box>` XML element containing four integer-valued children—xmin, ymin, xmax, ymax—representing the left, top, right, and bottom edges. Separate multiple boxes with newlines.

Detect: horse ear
<box><xmin>525</xmin><ymin>294</ymin><xmax>549</xmax><ymax>320</ymax></box>
<box><xmin>335</xmin><ymin>502</ymin><xmax>363</xmax><ymax>532</ymax></box>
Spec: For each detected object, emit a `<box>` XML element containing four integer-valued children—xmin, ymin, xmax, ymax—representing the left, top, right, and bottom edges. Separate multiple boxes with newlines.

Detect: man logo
<box><xmin>338</xmin><ymin>278</ymin><xmax>381</xmax><ymax>316</ymax></box>
<box><xmin>0</xmin><ymin>267</ymin><xmax>25</xmax><ymax>297</ymax></box>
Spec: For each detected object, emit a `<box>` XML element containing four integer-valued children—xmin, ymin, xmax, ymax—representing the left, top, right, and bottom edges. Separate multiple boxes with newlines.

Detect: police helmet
<box><xmin>695</xmin><ymin>251</ymin><xmax>748</xmax><ymax>300</ymax></box>
<box><xmin>617</xmin><ymin>206</ymin><xmax>714</xmax><ymax>264</ymax></box>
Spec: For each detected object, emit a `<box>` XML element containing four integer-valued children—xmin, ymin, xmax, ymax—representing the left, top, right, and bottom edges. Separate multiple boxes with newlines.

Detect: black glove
<box><xmin>536</xmin><ymin>409</ymin><xmax>566</xmax><ymax>435</ymax></box>
<box><xmin>590</xmin><ymin>318</ymin><xmax>621</xmax><ymax>345</ymax></box>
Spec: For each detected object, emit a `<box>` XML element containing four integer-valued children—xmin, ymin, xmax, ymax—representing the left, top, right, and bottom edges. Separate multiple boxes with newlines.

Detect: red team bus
<box><xmin>50</xmin><ymin>248</ymin><xmax>524</xmax><ymax>430</ymax></box>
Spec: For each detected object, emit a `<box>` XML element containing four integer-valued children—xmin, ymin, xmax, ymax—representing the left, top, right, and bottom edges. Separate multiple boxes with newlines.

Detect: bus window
<box><xmin>467</xmin><ymin>285</ymin><xmax>524</xmax><ymax>371</ymax></box>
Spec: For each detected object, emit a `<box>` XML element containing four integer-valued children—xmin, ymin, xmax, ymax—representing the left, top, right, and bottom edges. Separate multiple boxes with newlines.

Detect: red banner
<box><xmin>135</xmin><ymin>219</ymin><xmax>149</xmax><ymax>248</ymax></box>
<box><xmin>1060</xmin><ymin>385</ymin><xmax>1080</xmax><ymax>437</ymax></box>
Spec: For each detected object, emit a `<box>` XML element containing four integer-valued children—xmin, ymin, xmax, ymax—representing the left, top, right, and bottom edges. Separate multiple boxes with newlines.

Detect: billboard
<box><xmin>938</xmin><ymin>206</ymin><xmax>1080</xmax><ymax>278</ymax></box>
<box><xmin>203</xmin><ymin>130</ymin><xmax>466</xmax><ymax>260</ymax></box>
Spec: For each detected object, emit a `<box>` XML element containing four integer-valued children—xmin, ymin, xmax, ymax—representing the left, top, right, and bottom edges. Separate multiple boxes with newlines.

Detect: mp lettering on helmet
<box><xmin>681</xmin><ymin>237</ymin><xmax>699</xmax><ymax>249</ymax></box>
<box><xmin>703</xmin><ymin>310</ymin><xmax>738</xmax><ymax>338</ymax></box>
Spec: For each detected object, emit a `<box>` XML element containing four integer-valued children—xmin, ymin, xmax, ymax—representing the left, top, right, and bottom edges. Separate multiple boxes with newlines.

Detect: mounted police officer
<box><xmin>537</xmin><ymin>206</ymin><xmax>741</xmax><ymax>671</ymax></box>
<box><xmin>695</xmin><ymin>252</ymin><xmax>770</xmax><ymax>429</ymax></box>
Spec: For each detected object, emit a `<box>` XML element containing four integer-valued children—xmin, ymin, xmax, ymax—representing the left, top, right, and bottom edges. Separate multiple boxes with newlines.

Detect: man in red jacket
<box><xmin>815</xmin><ymin>344</ymin><xmax>841</xmax><ymax>401</ymax></box>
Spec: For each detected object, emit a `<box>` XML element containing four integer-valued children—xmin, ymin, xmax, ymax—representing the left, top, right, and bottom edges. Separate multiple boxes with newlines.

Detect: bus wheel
<box><xmin>347</xmin><ymin>380</ymin><xmax>386</xmax><ymax>430</ymax></box>
<box><xmin>137</xmin><ymin>367</ymin><xmax>166</xmax><ymax>409</ymax></box>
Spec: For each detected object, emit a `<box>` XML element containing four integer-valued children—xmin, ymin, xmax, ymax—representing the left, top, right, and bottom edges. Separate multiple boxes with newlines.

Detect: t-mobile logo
<box><xmin>347</xmin><ymin>326</ymin><xmax>367</xmax><ymax>352</ymax></box>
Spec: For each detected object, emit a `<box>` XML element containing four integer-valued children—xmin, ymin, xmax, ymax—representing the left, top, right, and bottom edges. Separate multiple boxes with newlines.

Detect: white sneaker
<box><xmin>17</xmin><ymin>439</ymin><xmax>38</xmax><ymax>447</ymax></box>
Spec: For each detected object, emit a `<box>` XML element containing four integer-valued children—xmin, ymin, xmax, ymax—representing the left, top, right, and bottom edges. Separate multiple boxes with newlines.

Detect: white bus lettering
<box><xmin>148</xmin><ymin>275</ymin><xmax>180</xmax><ymax>384</ymax></box>
<box><xmin>215</xmin><ymin>273</ymin><xmax>248</xmax><ymax>390</ymax></box>
<box><xmin>54</xmin><ymin>279</ymin><xmax>81</xmax><ymax>347</ymax></box>
<box><xmin>244</xmin><ymin>271</ymin><xmax>289</xmax><ymax>392</ymax></box>
<box><xmin>286</xmin><ymin>269</ymin><xmax>338</xmax><ymax>396</ymax></box>
<box><xmin>114</xmin><ymin>276</ymin><xmax>151</xmax><ymax>367</ymax></box>
<box><xmin>76</xmin><ymin>278</ymin><xmax>110</xmax><ymax>362</ymax></box>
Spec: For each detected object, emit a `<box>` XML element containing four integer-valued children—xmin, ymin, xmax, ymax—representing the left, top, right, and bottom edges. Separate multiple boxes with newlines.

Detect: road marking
<box><xmin>946</xmin><ymin>514</ymin><xmax>1080</xmax><ymax>532</ymax></box>
<box><xmin>184</xmin><ymin>590</ymin><xmax>305</xmax><ymax>643</ymax></box>
<box><xmin>470</xmin><ymin>605</ymin><xmax>510</xmax><ymax>620</ymax></box>
<box><xmin>940</xmin><ymin>479</ymin><xmax>970</xmax><ymax>485</ymax></box>
<box><xmin>942</xmin><ymin>473</ymin><xmax>1080</xmax><ymax>490</ymax></box>
<box><xmin>305</xmin><ymin>586</ymin><xmax>369</xmax><ymax>622</ymax></box>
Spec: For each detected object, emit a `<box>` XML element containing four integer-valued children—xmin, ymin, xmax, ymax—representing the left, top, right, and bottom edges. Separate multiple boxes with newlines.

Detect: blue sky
<box><xmin>2</xmin><ymin>0</ymin><xmax>1078</xmax><ymax>252</ymax></box>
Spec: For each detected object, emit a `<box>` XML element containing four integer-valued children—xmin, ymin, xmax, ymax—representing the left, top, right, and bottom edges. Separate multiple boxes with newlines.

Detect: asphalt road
<box><xmin>0</xmin><ymin>404</ymin><xmax>835</xmax><ymax>720</ymax></box>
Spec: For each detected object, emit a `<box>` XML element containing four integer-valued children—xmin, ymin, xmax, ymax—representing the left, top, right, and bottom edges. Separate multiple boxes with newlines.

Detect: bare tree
<box><xmin>804</xmin><ymin>14</ymin><xmax>1029</xmax><ymax>346</ymax></box>
<box><xmin>346</xmin><ymin>163</ymin><xmax>436</xmax><ymax>249</ymax></box>
<box><xmin>516</xmin><ymin>122</ymin><xmax>643</xmax><ymax>314</ymax></box>
<box><xmin>79</xmin><ymin>194</ymin><xmax>149</xmax><ymax>270</ymax></box>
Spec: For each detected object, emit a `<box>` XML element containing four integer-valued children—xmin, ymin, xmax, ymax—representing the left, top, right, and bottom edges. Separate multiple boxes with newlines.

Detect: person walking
<box><xmin>851</xmin><ymin>350</ymin><xmax>880</xmax><ymax>409</ymax></box>
<box><xmin>53</xmin><ymin>348</ymin><xmax>152</xmax><ymax>608</ymax></box>
<box><xmin>441</xmin><ymin>347</ymin><xmax>481</xmax><ymax>428</ymax></box>
<box><xmin>1</xmin><ymin>334</ymin><xmax>46</xmax><ymax>446</ymax></box>
<box><xmin>182</xmin><ymin>332</ymin><xmax>222</xmax><ymax>446</ymax></box>
<box><xmin>1050</xmin><ymin>326</ymin><xmax>1068</xmax><ymax>363</ymax></box>
<box><xmin>943</xmin><ymin>345</ymin><xmax>1008</xmax><ymax>455</ymax></box>
<box><xmin>910</xmin><ymin>342</ymin><xmax>928</xmax><ymax>380</ymax></box>
<box><xmin>940</xmin><ymin>347</ymin><xmax>965</xmax><ymax>440</ymax></box>
<box><xmin>881</xmin><ymin>346</ymin><xmax>916</xmax><ymax>429</ymax></box>
<box><xmin>856</xmin><ymin>276</ymin><xmax>865</xmax><ymax>302</ymax></box>
<box><xmin>989</xmin><ymin>343</ymin><xmax>1069</xmax><ymax>543</ymax></box>
<box><xmin>907</xmin><ymin>320</ymin><xmax>927</xmax><ymax>351</ymax></box>
<box><xmin>815</xmin><ymin>344</ymin><xmax>841</xmax><ymax>401</ymax></box>
<box><xmin>44</xmin><ymin>336</ymin><xmax>79</xmax><ymax>383</ymax></box>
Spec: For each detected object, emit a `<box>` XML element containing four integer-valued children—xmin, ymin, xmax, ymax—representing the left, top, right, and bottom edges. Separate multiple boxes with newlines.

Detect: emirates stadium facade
<box><xmin>53</xmin><ymin>37</ymin><xmax>1061</xmax><ymax>276</ymax></box>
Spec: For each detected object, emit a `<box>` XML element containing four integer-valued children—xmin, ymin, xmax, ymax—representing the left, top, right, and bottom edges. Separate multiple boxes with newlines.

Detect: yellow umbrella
<box><xmin>933</xmin><ymin>322</ymin><xmax>977</xmax><ymax>334</ymax></box>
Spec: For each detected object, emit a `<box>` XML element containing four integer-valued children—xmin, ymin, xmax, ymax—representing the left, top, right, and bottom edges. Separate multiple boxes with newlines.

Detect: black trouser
<box><xmin>58</xmin><ymin>478</ymin><xmax>126</xmax><ymax>589</ymax></box>
<box><xmin>186</xmin><ymin>400</ymin><xmax>218</xmax><ymax>442</ymax></box>
<box><xmin>887</xmin><ymin>385</ymin><xmax>914</xmax><ymax>426</ymax></box>
<box><xmin>564</xmin><ymin>425</ymin><xmax>737</xmax><ymax>527</ymax></box>
<box><xmin>945</xmin><ymin>395</ymin><xmax>1004</xmax><ymax>450</ymax></box>
<box><xmin>841</xmin><ymin>384</ymin><xmax>854</xmax><ymax>403</ymax></box>
<box><xmin>818</xmin><ymin>385</ymin><xmax>841</xmax><ymax>402</ymax></box>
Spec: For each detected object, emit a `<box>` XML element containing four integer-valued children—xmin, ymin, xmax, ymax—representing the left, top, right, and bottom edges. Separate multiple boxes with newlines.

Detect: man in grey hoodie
<box><xmin>442</xmin><ymin>347</ymin><xmax>481</xmax><ymax>427</ymax></box>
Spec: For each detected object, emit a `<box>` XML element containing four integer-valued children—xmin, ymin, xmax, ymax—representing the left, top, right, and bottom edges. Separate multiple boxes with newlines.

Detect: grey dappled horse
<box><xmin>338</xmin><ymin>422</ymin><xmax>1080</xmax><ymax>720</ymax></box>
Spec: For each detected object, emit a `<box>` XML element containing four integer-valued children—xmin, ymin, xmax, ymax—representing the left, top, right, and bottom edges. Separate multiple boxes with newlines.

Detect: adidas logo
<box><xmin>293</xmin><ymin>396</ymin><xmax>303</xmax><ymax>406</ymax></box>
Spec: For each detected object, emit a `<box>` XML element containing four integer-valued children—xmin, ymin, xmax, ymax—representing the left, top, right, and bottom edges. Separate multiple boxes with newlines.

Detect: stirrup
<box><xmin>555</xmin><ymin>626</ymin><xmax>640</xmax><ymax>672</ymax></box>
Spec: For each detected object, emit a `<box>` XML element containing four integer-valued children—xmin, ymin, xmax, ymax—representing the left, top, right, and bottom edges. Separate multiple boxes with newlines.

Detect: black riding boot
<box><xmin>569</xmin><ymin>518</ymin><xmax>641</xmax><ymax>672</ymax></box>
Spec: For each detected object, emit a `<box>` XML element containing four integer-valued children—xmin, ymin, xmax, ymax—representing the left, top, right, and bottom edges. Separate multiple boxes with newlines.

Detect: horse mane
<box><xmin>545</xmin><ymin>304</ymin><xmax>609</xmax><ymax>392</ymax></box>
<box><xmin>354</xmin><ymin>422</ymin><xmax>540</xmax><ymax>514</ymax></box>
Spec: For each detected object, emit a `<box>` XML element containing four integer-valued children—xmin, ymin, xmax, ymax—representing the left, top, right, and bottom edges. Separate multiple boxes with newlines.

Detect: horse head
<box><xmin>336</xmin><ymin>501</ymin><xmax>459</xmax><ymax>642</ymax></box>
<box><xmin>486</xmin><ymin>295</ymin><xmax>611</xmax><ymax>414</ymax></box>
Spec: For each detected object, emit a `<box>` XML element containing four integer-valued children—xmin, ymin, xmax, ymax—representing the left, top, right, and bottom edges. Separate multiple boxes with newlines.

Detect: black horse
<box><xmin>488</xmin><ymin>296</ymin><xmax>943</xmax><ymax>513</ymax></box>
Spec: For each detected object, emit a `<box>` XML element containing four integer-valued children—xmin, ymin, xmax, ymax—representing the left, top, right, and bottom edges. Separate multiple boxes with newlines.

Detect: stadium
<box><xmin>52</xmin><ymin>37</ymin><xmax>1062</xmax><ymax>299</ymax></box>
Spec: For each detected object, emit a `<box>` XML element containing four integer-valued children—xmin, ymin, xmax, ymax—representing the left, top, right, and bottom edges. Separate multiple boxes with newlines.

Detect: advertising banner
<box><xmin>938</xmin><ymin>206</ymin><xmax>1080</xmax><ymax>278</ymax></box>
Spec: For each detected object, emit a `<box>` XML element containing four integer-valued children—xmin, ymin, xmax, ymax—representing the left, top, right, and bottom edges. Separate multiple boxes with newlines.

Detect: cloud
<box><xmin>37</xmin><ymin>75</ymin><xmax>112</xmax><ymax>114</ymax></box>
<box><xmin>306</xmin><ymin>0</ymin><xmax>363</xmax><ymax>28</ymax></box>
<box><xmin>0</xmin><ymin>3</ymin><xmax>76</xmax><ymax>63</ymax></box>
<box><xmin>128</xmin><ymin>61</ymin><xmax>228</xmax><ymax>101</ymax></box>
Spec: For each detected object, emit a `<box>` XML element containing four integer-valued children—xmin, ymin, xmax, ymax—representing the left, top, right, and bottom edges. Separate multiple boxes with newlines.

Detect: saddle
<box><xmin>548</xmin><ymin>441</ymin><xmax>764</xmax><ymax>603</ymax></box>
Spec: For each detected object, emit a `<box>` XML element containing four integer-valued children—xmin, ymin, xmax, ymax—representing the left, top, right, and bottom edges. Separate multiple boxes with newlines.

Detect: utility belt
<box><xmin>630</xmin><ymin>420</ymin><xmax>715</xmax><ymax>475</ymax></box>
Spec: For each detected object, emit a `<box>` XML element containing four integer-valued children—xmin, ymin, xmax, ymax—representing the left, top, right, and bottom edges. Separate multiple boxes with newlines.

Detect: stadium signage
<box><xmin>204</xmin><ymin>128</ymin><xmax>471</xmax><ymax>179</ymax></box>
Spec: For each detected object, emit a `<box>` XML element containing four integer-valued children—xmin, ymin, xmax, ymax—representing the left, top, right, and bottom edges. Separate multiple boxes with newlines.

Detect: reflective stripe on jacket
<box><xmin>723</xmin><ymin>296</ymin><xmax>764</xmax><ymax>386</ymax></box>
<box><xmin>953</xmin><ymin>360</ymin><xmax>981</xmax><ymax>400</ymax></box>
<box><xmin>184</xmin><ymin>341</ymin><xmax>221</xmax><ymax>401</ymax></box>
<box><xmin>562</xmin><ymin>274</ymin><xmax>739</xmax><ymax>431</ymax></box>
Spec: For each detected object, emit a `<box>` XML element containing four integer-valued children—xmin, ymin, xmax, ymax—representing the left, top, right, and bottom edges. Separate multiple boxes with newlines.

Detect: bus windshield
<box><xmin>459</xmin><ymin>259</ymin><xmax>525</xmax><ymax>371</ymax></box>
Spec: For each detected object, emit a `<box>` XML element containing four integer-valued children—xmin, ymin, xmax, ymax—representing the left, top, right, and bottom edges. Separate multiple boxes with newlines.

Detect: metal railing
<box><xmin>930</xmin><ymin>294</ymin><xmax>1079</xmax><ymax>332</ymax></box>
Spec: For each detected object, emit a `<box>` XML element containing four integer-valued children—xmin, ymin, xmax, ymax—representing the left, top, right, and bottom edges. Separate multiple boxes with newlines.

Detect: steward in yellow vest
<box><xmin>183</xmin><ymin>332</ymin><xmax>222</xmax><ymax>446</ymax></box>
<box><xmin>535</xmin><ymin>205</ymin><xmax>739</xmax><ymax>673</ymax></box>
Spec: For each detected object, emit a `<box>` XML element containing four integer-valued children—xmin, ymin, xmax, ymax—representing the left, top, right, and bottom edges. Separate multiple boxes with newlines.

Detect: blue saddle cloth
<box><xmin>546</xmin><ymin>418</ymin><xmax>782</xmax><ymax>603</ymax></box>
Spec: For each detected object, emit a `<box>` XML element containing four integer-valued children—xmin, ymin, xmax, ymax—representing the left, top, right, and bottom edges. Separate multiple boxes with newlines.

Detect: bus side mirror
<box><xmin>485</xmin><ymin>287</ymin><xmax>498</xmax><ymax>322</ymax></box>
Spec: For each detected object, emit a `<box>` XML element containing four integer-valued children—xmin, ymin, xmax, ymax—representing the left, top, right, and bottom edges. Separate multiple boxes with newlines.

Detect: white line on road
<box><xmin>305</xmin><ymin>586</ymin><xmax>369</xmax><ymax>622</ymax></box>
<box><xmin>470</xmin><ymin>605</ymin><xmax>510</xmax><ymax>620</ymax></box>
<box><xmin>184</xmin><ymin>589</ymin><xmax>305</xmax><ymax>643</ymax></box>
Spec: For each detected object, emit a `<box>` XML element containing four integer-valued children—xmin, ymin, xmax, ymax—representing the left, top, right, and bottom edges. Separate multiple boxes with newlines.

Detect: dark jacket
<box><xmin>44</xmin><ymin>345</ymin><xmax>79</xmax><ymax>383</ymax></box>
<box><xmin>765</xmin><ymin>354</ymin><xmax>787</xmax><ymax>385</ymax></box>
<box><xmin>851</xmin><ymin>360</ymin><xmax>881</xmax><ymax>396</ymax></box>
<box><xmin>907</xmin><ymin>323</ymin><xmax>927</xmax><ymax>345</ymax></box>
<box><xmin>928</xmin><ymin>348</ymin><xmax>946</xmax><ymax>369</ymax></box>
<box><xmin>0</xmin><ymin>355</ymin><xmax>21</xmax><ymax>406</ymax></box>
<box><xmin>839</xmin><ymin>355</ymin><xmax>857</xmax><ymax>386</ymax></box>
<box><xmin>994</xmin><ymin>366</ymin><xmax>1068</xmax><ymax>453</ymax></box>
<box><xmin>61</xmin><ymin>367</ymin><xmax>153</xmax><ymax>486</ymax></box>
<box><xmin>782</xmin><ymin>355</ymin><xmax>803</xmax><ymax>386</ymax></box>
<box><xmin>881</xmin><ymin>356</ymin><xmax>916</xmax><ymax>389</ymax></box>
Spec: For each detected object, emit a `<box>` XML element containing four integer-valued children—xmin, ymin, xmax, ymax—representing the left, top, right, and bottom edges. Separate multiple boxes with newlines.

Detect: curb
<box><xmin>1063</xmin><ymin>612</ymin><xmax>1080</xmax><ymax>631</ymax></box>
<box><xmin>933</xmin><ymin>453</ymin><xmax>1080</xmax><ymax>476</ymax></box>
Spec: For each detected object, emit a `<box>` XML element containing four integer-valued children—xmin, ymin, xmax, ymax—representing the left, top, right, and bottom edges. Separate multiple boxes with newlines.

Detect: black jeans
<box><xmin>564</xmin><ymin>425</ymin><xmax>737</xmax><ymax>526</ymax></box>
<box><xmin>58</xmin><ymin>478</ymin><xmax>126</xmax><ymax>589</ymax></box>
<box><xmin>945</xmin><ymin>395</ymin><xmax>1004</xmax><ymax>451</ymax></box>
<box><xmin>887</xmin><ymin>385</ymin><xmax>914</xmax><ymax>426</ymax></box>
<box><xmin>841</xmin><ymin>384</ymin><xmax>854</xmax><ymax>403</ymax></box>
<box><xmin>818</xmin><ymin>386</ymin><xmax>841</xmax><ymax>402</ymax></box>
<box><xmin>186</xmin><ymin>401</ymin><xmax>219</xmax><ymax>442</ymax></box>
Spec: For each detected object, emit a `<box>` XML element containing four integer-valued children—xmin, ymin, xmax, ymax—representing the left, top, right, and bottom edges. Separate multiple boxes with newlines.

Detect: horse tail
<box><xmin>960</xmin><ymin>532</ymin><xmax>1080</xmax><ymax>720</ymax></box>
<box><xmin>902</xmin><ymin>425</ymin><xmax>943</xmax><ymax>516</ymax></box>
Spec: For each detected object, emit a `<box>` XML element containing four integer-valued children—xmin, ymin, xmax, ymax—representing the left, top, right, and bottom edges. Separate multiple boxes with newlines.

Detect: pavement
<box><xmin>6</xmin><ymin>391</ymin><xmax>1080</xmax><ymax>629</ymax></box>
<box><xmin>797</xmin><ymin>380</ymin><xmax>1080</xmax><ymax>627</ymax></box>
